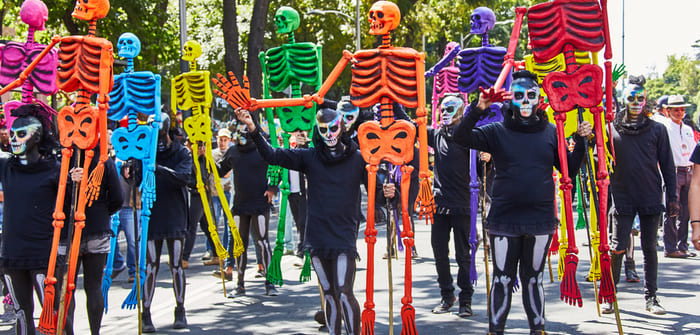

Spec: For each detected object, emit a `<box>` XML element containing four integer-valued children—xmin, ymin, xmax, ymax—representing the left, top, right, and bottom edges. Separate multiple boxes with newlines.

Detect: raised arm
<box><xmin>453</xmin><ymin>88</ymin><xmax>510</xmax><ymax>151</ymax></box>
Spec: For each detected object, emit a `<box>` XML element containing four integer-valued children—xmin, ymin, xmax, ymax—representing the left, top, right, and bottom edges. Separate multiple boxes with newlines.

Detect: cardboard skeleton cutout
<box><xmin>425</xmin><ymin>42</ymin><xmax>461</xmax><ymax>128</ymax></box>
<box><xmin>171</xmin><ymin>41</ymin><xmax>244</xmax><ymax>290</ymax></box>
<box><xmin>0</xmin><ymin>0</ymin><xmax>58</xmax><ymax>129</ymax></box>
<box><xmin>105</xmin><ymin>32</ymin><xmax>161</xmax><ymax>310</ymax></box>
<box><xmin>528</xmin><ymin>0</ymin><xmax>616</xmax><ymax>307</ymax></box>
<box><xmin>214</xmin><ymin>2</ymin><xmax>432</xmax><ymax>333</ymax></box>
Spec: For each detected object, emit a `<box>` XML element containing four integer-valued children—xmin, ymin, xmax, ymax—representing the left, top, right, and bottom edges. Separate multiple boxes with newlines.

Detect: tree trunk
<box><xmin>247</xmin><ymin>0</ymin><xmax>271</xmax><ymax>100</ymax></box>
<box><xmin>222</xmin><ymin>0</ymin><xmax>243</xmax><ymax>80</ymax></box>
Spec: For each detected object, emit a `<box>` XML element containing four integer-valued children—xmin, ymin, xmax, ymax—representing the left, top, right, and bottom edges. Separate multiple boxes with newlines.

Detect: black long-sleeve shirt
<box><xmin>149</xmin><ymin>141</ymin><xmax>192</xmax><ymax>240</ymax></box>
<box><xmin>218</xmin><ymin>141</ymin><xmax>274</xmax><ymax>216</ymax></box>
<box><xmin>250</xmin><ymin>128</ymin><xmax>366</xmax><ymax>258</ymax></box>
<box><xmin>0</xmin><ymin>156</ymin><xmax>60</xmax><ymax>269</ymax></box>
<box><xmin>610</xmin><ymin>117</ymin><xmax>677</xmax><ymax>215</ymax></box>
<box><xmin>428</xmin><ymin>127</ymin><xmax>471</xmax><ymax>214</ymax></box>
<box><xmin>453</xmin><ymin>103</ymin><xmax>586</xmax><ymax>236</ymax></box>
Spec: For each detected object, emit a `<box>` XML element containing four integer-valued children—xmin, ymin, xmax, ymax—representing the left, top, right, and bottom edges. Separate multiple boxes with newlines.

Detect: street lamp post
<box><xmin>306</xmin><ymin>9</ymin><xmax>361</xmax><ymax>52</ymax></box>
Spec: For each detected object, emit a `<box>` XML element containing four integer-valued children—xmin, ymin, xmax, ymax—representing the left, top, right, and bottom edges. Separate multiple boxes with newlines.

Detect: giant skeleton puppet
<box><xmin>171</xmin><ymin>40</ymin><xmax>245</xmax><ymax>292</ymax></box>
<box><xmin>524</xmin><ymin>44</ymin><xmax>610</xmax><ymax>287</ymax></box>
<box><xmin>214</xmin><ymin>2</ymin><xmax>433</xmax><ymax>333</ymax></box>
<box><xmin>0</xmin><ymin>0</ymin><xmax>116</xmax><ymax>333</ymax></box>
<box><xmin>257</xmin><ymin>6</ymin><xmax>322</xmax><ymax>284</ymax></box>
<box><xmin>426</xmin><ymin>6</ymin><xmax>510</xmax><ymax>287</ymax></box>
<box><xmin>105</xmin><ymin>33</ymin><xmax>162</xmax><ymax>318</ymax></box>
<box><xmin>527</xmin><ymin>0</ymin><xmax>616</xmax><ymax>309</ymax></box>
<box><xmin>0</xmin><ymin>0</ymin><xmax>58</xmax><ymax>127</ymax></box>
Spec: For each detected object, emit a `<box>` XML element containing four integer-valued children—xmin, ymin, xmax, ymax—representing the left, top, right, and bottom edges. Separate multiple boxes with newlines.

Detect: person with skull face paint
<box><xmin>235</xmin><ymin>103</ymin><xmax>364</xmax><ymax>335</ymax></box>
<box><xmin>0</xmin><ymin>104</ymin><xmax>60</xmax><ymax>335</ymax></box>
<box><xmin>216</xmin><ymin>120</ymin><xmax>278</xmax><ymax>297</ymax></box>
<box><xmin>605</xmin><ymin>75</ymin><xmax>678</xmax><ymax>315</ymax></box>
<box><xmin>133</xmin><ymin>112</ymin><xmax>192</xmax><ymax>332</ymax></box>
<box><xmin>453</xmin><ymin>70</ymin><xmax>591</xmax><ymax>335</ymax></box>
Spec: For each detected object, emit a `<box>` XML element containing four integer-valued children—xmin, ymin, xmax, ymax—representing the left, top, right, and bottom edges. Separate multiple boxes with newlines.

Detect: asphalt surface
<box><xmin>1</xmin><ymin>205</ymin><xmax>699</xmax><ymax>334</ymax></box>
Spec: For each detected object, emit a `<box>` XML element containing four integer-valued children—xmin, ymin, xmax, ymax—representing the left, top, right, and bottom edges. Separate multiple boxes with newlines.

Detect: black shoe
<box><xmin>142</xmin><ymin>309</ymin><xmax>156</xmax><ymax>333</ymax></box>
<box><xmin>624</xmin><ymin>260</ymin><xmax>640</xmax><ymax>283</ymax></box>
<box><xmin>431</xmin><ymin>296</ymin><xmax>456</xmax><ymax>314</ymax></box>
<box><xmin>173</xmin><ymin>306</ymin><xmax>187</xmax><ymax>329</ymax></box>
<box><xmin>266</xmin><ymin>284</ymin><xmax>279</xmax><ymax>296</ymax></box>
<box><xmin>458</xmin><ymin>304</ymin><xmax>472</xmax><ymax>317</ymax></box>
<box><xmin>111</xmin><ymin>265</ymin><xmax>126</xmax><ymax>279</ymax></box>
<box><xmin>314</xmin><ymin>310</ymin><xmax>326</xmax><ymax>325</ymax></box>
<box><xmin>645</xmin><ymin>296</ymin><xmax>666</xmax><ymax>315</ymax></box>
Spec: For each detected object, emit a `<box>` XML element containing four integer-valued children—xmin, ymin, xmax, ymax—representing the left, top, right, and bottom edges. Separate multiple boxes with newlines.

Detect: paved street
<box><xmin>1</xmin><ymin>208</ymin><xmax>699</xmax><ymax>334</ymax></box>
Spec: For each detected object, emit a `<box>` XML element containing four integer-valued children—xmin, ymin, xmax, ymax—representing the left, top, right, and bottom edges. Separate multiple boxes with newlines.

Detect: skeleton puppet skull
<box><xmin>275</xmin><ymin>7</ymin><xmax>300</xmax><ymax>35</ymax></box>
<box><xmin>182</xmin><ymin>40</ymin><xmax>202</xmax><ymax>62</ymax></box>
<box><xmin>470</xmin><ymin>7</ymin><xmax>496</xmax><ymax>35</ymax></box>
<box><xmin>368</xmin><ymin>1</ymin><xmax>401</xmax><ymax>35</ymax></box>
<box><xmin>117</xmin><ymin>32</ymin><xmax>141</xmax><ymax>59</ymax></box>
<box><xmin>72</xmin><ymin>0</ymin><xmax>111</xmax><ymax>21</ymax></box>
<box><xmin>10</xmin><ymin>116</ymin><xmax>42</xmax><ymax>156</ymax></box>
<box><xmin>316</xmin><ymin>108</ymin><xmax>343</xmax><ymax>147</ymax></box>
<box><xmin>511</xmin><ymin>75</ymin><xmax>540</xmax><ymax>119</ymax></box>
<box><xmin>20</xmin><ymin>0</ymin><xmax>49</xmax><ymax>31</ymax></box>
<box><xmin>338</xmin><ymin>97</ymin><xmax>359</xmax><ymax>132</ymax></box>
<box><xmin>440</xmin><ymin>94</ymin><xmax>465</xmax><ymax>127</ymax></box>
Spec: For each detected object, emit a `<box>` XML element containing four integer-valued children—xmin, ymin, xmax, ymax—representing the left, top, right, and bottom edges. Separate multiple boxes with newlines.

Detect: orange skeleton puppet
<box><xmin>215</xmin><ymin>2</ymin><xmax>431</xmax><ymax>333</ymax></box>
<box><xmin>0</xmin><ymin>0</ymin><xmax>116</xmax><ymax>333</ymax></box>
<box><xmin>171</xmin><ymin>40</ymin><xmax>245</xmax><ymax>293</ymax></box>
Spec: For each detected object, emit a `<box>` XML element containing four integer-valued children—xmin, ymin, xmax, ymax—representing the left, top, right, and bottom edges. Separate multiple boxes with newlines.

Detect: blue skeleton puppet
<box><xmin>105</xmin><ymin>32</ymin><xmax>161</xmax><ymax>311</ymax></box>
<box><xmin>423</xmin><ymin>7</ymin><xmax>510</xmax><ymax>286</ymax></box>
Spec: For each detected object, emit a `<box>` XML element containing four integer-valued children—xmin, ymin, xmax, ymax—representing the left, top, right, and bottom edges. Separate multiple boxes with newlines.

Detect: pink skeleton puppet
<box><xmin>528</xmin><ymin>0</ymin><xmax>615</xmax><ymax>307</ymax></box>
<box><xmin>0</xmin><ymin>0</ymin><xmax>58</xmax><ymax>127</ymax></box>
<box><xmin>425</xmin><ymin>42</ymin><xmax>461</xmax><ymax>128</ymax></box>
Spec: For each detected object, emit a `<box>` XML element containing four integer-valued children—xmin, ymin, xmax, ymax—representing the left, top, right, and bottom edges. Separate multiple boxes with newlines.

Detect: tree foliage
<box><xmin>645</xmin><ymin>55</ymin><xmax>700</xmax><ymax>117</ymax></box>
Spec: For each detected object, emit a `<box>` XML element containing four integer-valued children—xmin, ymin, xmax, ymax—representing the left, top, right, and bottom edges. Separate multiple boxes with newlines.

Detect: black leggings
<box><xmin>4</xmin><ymin>269</ymin><xmax>45</xmax><ymax>335</ymax></box>
<box><xmin>143</xmin><ymin>238</ymin><xmax>186</xmax><ymax>309</ymax></box>
<box><xmin>62</xmin><ymin>253</ymin><xmax>108</xmax><ymax>335</ymax></box>
<box><xmin>489</xmin><ymin>234</ymin><xmax>552</xmax><ymax>333</ymax></box>
<box><xmin>234</xmin><ymin>214</ymin><xmax>271</xmax><ymax>287</ymax></box>
<box><xmin>611</xmin><ymin>213</ymin><xmax>660</xmax><ymax>298</ymax></box>
<box><xmin>311</xmin><ymin>254</ymin><xmax>360</xmax><ymax>335</ymax></box>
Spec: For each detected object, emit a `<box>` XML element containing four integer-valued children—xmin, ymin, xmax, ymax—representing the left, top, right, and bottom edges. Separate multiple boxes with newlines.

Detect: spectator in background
<box><xmin>0</xmin><ymin>127</ymin><xmax>11</xmax><ymax>153</ymax></box>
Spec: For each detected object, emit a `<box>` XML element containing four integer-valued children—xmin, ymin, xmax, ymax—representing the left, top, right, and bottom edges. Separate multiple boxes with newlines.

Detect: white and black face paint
<box><xmin>440</xmin><ymin>95</ymin><xmax>465</xmax><ymax>127</ymax></box>
<box><xmin>338</xmin><ymin>99</ymin><xmax>359</xmax><ymax>132</ymax></box>
<box><xmin>511</xmin><ymin>79</ymin><xmax>540</xmax><ymax>119</ymax></box>
<box><xmin>624</xmin><ymin>86</ymin><xmax>646</xmax><ymax>116</ymax></box>
<box><xmin>316</xmin><ymin>112</ymin><xmax>343</xmax><ymax>147</ymax></box>
<box><xmin>235</xmin><ymin>123</ymin><xmax>249</xmax><ymax>146</ymax></box>
<box><xmin>10</xmin><ymin>118</ymin><xmax>41</xmax><ymax>156</ymax></box>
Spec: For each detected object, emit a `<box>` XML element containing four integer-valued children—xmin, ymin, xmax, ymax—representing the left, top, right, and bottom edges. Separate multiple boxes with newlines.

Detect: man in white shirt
<box><xmin>662</xmin><ymin>95</ymin><xmax>697</xmax><ymax>258</ymax></box>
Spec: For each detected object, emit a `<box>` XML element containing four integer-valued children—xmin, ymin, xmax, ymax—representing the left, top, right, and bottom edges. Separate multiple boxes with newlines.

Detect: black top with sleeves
<box><xmin>453</xmin><ymin>102</ymin><xmax>586</xmax><ymax>236</ymax></box>
<box><xmin>250</xmin><ymin>127</ymin><xmax>366</xmax><ymax>259</ymax></box>
<box><xmin>149</xmin><ymin>141</ymin><xmax>192</xmax><ymax>240</ymax></box>
<box><xmin>0</xmin><ymin>156</ymin><xmax>60</xmax><ymax>269</ymax></box>
<box><xmin>428</xmin><ymin>127</ymin><xmax>471</xmax><ymax>215</ymax></box>
<box><xmin>610</xmin><ymin>115</ymin><xmax>677</xmax><ymax>215</ymax></box>
<box><xmin>218</xmin><ymin>139</ymin><xmax>274</xmax><ymax>216</ymax></box>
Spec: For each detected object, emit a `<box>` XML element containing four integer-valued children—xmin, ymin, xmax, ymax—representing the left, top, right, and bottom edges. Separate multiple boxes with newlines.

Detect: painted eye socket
<box><xmin>377</xmin><ymin>12</ymin><xmax>384</xmax><ymax>19</ymax></box>
<box><xmin>627</xmin><ymin>95</ymin><xmax>643</xmax><ymax>103</ymax></box>
<box><xmin>319</xmin><ymin>127</ymin><xmax>328</xmax><ymax>134</ymax></box>
<box><xmin>514</xmin><ymin>92</ymin><xmax>524</xmax><ymax>100</ymax></box>
<box><xmin>329</xmin><ymin>125</ymin><xmax>339</xmax><ymax>133</ymax></box>
<box><xmin>442</xmin><ymin>106</ymin><xmax>455</xmax><ymax>113</ymax></box>
<box><xmin>345</xmin><ymin>115</ymin><xmax>355</xmax><ymax>121</ymax></box>
<box><xmin>16</xmin><ymin>130</ymin><xmax>27</xmax><ymax>137</ymax></box>
<box><xmin>527</xmin><ymin>92</ymin><xmax>537</xmax><ymax>99</ymax></box>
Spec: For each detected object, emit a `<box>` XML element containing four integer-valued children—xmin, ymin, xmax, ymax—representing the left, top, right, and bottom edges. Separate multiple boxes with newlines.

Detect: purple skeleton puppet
<box><xmin>0</xmin><ymin>0</ymin><xmax>58</xmax><ymax>127</ymax></box>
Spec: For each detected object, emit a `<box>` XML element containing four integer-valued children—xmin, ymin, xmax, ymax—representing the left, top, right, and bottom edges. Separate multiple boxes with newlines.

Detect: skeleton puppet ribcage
<box><xmin>58</xmin><ymin>36</ymin><xmax>114</xmax><ymax>94</ymax></box>
<box><xmin>266</xmin><ymin>43</ymin><xmax>320</xmax><ymax>92</ymax></box>
<box><xmin>434</xmin><ymin>66</ymin><xmax>460</xmax><ymax>97</ymax></box>
<box><xmin>172</xmin><ymin>72</ymin><xmax>212</xmax><ymax>112</ymax></box>
<box><xmin>457</xmin><ymin>46</ymin><xmax>508</xmax><ymax>94</ymax></box>
<box><xmin>0</xmin><ymin>42</ymin><xmax>58</xmax><ymax>94</ymax></box>
<box><xmin>108</xmin><ymin>72</ymin><xmax>160</xmax><ymax>162</ymax></box>
<box><xmin>350</xmin><ymin>49</ymin><xmax>419</xmax><ymax>108</ymax></box>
